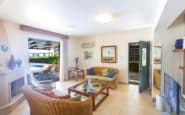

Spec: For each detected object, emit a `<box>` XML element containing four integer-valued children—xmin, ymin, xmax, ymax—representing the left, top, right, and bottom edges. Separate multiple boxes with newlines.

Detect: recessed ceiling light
<box><xmin>96</xmin><ymin>13</ymin><xmax>114</xmax><ymax>24</ymax></box>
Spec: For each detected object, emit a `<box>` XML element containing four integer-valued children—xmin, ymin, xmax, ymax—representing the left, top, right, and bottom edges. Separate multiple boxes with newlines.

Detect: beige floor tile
<box><xmin>8</xmin><ymin>80</ymin><xmax>161</xmax><ymax>115</ymax></box>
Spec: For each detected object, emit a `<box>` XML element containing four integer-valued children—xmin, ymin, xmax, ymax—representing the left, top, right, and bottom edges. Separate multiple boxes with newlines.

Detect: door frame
<box><xmin>151</xmin><ymin>42</ymin><xmax>162</xmax><ymax>98</ymax></box>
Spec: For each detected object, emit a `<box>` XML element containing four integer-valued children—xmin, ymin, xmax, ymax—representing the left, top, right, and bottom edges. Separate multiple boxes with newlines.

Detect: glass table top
<box><xmin>73</xmin><ymin>80</ymin><xmax>104</xmax><ymax>94</ymax></box>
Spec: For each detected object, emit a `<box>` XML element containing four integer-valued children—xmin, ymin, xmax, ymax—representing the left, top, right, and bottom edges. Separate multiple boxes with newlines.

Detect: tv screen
<box><xmin>164</xmin><ymin>73</ymin><xmax>179</xmax><ymax>114</ymax></box>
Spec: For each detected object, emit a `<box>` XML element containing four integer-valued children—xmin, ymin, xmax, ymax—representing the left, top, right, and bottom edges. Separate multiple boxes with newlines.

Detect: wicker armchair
<box><xmin>22</xmin><ymin>86</ymin><xmax>93</xmax><ymax>115</ymax></box>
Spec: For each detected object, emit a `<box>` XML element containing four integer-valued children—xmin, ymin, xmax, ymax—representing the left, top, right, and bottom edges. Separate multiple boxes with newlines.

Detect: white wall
<box><xmin>0</xmin><ymin>20</ymin><xmax>11</xmax><ymax>72</ymax></box>
<box><xmin>0</xmin><ymin>20</ymin><xmax>68</xmax><ymax>81</ymax></box>
<box><xmin>67</xmin><ymin>36</ymin><xmax>81</xmax><ymax>67</ymax></box>
<box><xmin>68</xmin><ymin>28</ymin><xmax>153</xmax><ymax>83</ymax></box>
<box><xmin>154</xmin><ymin>14</ymin><xmax>185</xmax><ymax>95</ymax></box>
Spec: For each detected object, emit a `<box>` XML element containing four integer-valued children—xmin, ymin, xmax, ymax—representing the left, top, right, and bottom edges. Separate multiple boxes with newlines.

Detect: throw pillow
<box><xmin>87</xmin><ymin>68</ymin><xmax>95</xmax><ymax>75</ymax></box>
<box><xmin>36</xmin><ymin>89</ymin><xmax>70</xmax><ymax>99</ymax></box>
<box><xmin>108</xmin><ymin>71</ymin><xmax>116</xmax><ymax>78</ymax></box>
<box><xmin>102</xmin><ymin>68</ymin><xmax>109</xmax><ymax>77</ymax></box>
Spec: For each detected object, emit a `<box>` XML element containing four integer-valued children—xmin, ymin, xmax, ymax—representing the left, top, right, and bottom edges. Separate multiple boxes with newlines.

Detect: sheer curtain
<box><xmin>60</xmin><ymin>39</ymin><xmax>69</xmax><ymax>81</ymax></box>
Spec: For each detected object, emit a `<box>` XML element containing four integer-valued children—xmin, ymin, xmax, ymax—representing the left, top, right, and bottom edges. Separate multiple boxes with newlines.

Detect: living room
<box><xmin>0</xmin><ymin>0</ymin><xmax>185</xmax><ymax>115</ymax></box>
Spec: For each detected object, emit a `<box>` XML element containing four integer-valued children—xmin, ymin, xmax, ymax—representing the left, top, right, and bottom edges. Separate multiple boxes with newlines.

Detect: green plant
<box><xmin>29</xmin><ymin>55</ymin><xmax>59</xmax><ymax>64</ymax></box>
<box><xmin>129</xmin><ymin>61</ymin><xmax>139</xmax><ymax>72</ymax></box>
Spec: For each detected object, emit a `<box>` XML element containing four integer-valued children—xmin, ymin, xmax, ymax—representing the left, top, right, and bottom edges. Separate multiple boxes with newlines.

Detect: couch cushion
<box><xmin>87</xmin><ymin>68</ymin><xmax>95</xmax><ymax>75</ymax></box>
<box><xmin>93</xmin><ymin>67</ymin><xmax>103</xmax><ymax>76</ymax></box>
<box><xmin>97</xmin><ymin>76</ymin><xmax>113</xmax><ymax>81</ymax></box>
<box><xmin>86</xmin><ymin>75</ymin><xmax>100</xmax><ymax>79</ymax></box>
<box><xmin>102</xmin><ymin>68</ymin><xmax>109</xmax><ymax>77</ymax></box>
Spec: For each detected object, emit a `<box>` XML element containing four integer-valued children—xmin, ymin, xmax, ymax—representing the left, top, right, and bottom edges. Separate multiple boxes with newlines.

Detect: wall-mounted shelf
<box><xmin>173</xmin><ymin>49</ymin><xmax>185</xmax><ymax>52</ymax></box>
<box><xmin>154</xmin><ymin>62</ymin><xmax>161</xmax><ymax>64</ymax></box>
<box><xmin>173</xmin><ymin>49</ymin><xmax>185</xmax><ymax>71</ymax></box>
<box><xmin>179</xmin><ymin>66</ymin><xmax>185</xmax><ymax>71</ymax></box>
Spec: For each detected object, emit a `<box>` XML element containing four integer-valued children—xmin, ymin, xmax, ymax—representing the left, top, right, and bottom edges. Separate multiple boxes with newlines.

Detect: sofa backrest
<box><xmin>22</xmin><ymin>86</ymin><xmax>93</xmax><ymax>115</ymax></box>
<box><xmin>93</xmin><ymin>66</ymin><xmax>119</xmax><ymax>76</ymax></box>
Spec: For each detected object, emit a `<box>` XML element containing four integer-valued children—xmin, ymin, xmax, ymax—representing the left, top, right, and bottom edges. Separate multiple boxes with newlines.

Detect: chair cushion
<box><xmin>108</xmin><ymin>71</ymin><xmax>116</xmax><ymax>78</ymax></box>
<box><xmin>70</xmin><ymin>95</ymin><xmax>81</xmax><ymax>101</ymax></box>
<box><xmin>42</xmin><ymin>91</ymin><xmax>70</xmax><ymax>99</ymax></box>
<box><xmin>34</xmin><ymin>88</ymin><xmax>69</xmax><ymax>99</ymax></box>
<box><xmin>87</xmin><ymin>68</ymin><xmax>95</xmax><ymax>75</ymax></box>
<box><xmin>102</xmin><ymin>68</ymin><xmax>108</xmax><ymax>77</ymax></box>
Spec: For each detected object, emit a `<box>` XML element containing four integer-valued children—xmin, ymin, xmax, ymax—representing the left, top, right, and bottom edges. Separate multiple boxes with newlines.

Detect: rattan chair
<box><xmin>22</xmin><ymin>86</ymin><xmax>93</xmax><ymax>115</ymax></box>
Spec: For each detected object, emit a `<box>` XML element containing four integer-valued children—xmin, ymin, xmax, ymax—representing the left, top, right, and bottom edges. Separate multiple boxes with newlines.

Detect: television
<box><xmin>164</xmin><ymin>73</ymin><xmax>180</xmax><ymax>114</ymax></box>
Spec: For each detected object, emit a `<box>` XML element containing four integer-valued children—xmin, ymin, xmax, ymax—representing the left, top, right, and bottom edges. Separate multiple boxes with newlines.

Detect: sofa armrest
<box><xmin>112</xmin><ymin>74</ymin><xmax>119</xmax><ymax>81</ymax></box>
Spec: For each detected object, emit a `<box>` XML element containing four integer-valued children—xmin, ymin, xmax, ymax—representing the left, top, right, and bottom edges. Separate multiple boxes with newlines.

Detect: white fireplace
<box><xmin>9</xmin><ymin>77</ymin><xmax>24</xmax><ymax>101</ymax></box>
<box><xmin>0</xmin><ymin>68</ymin><xmax>25</xmax><ymax>110</ymax></box>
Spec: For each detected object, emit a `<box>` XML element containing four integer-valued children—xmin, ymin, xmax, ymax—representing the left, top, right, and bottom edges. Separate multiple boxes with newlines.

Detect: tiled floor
<box><xmin>153</xmin><ymin>86</ymin><xmax>160</xmax><ymax>98</ymax></box>
<box><xmin>8</xmin><ymin>80</ymin><xmax>161</xmax><ymax>115</ymax></box>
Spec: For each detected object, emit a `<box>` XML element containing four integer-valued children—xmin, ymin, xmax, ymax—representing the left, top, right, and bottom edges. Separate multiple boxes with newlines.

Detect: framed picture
<box><xmin>101</xmin><ymin>45</ymin><xmax>117</xmax><ymax>63</ymax></box>
<box><xmin>154</xmin><ymin>46</ymin><xmax>162</xmax><ymax>64</ymax></box>
<box><xmin>84</xmin><ymin>51</ymin><xmax>93</xmax><ymax>60</ymax></box>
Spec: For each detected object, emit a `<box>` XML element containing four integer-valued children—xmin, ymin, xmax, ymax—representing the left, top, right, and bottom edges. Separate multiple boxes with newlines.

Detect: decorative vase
<box><xmin>16</xmin><ymin>58</ymin><xmax>22</xmax><ymax>68</ymax></box>
<box><xmin>1</xmin><ymin>44</ymin><xmax>9</xmax><ymax>52</ymax></box>
<box><xmin>8</xmin><ymin>54</ymin><xmax>16</xmax><ymax>70</ymax></box>
<box><xmin>75</xmin><ymin>57</ymin><xmax>79</xmax><ymax>69</ymax></box>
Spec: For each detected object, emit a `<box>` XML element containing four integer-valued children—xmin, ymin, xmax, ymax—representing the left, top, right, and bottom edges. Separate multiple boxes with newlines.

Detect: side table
<box><xmin>68</xmin><ymin>69</ymin><xmax>85</xmax><ymax>80</ymax></box>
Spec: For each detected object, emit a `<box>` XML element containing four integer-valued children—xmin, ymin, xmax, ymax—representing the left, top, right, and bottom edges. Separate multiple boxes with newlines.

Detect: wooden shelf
<box><xmin>154</xmin><ymin>62</ymin><xmax>161</xmax><ymax>64</ymax></box>
<box><xmin>179</xmin><ymin>66</ymin><xmax>185</xmax><ymax>71</ymax></box>
<box><xmin>173</xmin><ymin>49</ymin><xmax>185</xmax><ymax>52</ymax></box>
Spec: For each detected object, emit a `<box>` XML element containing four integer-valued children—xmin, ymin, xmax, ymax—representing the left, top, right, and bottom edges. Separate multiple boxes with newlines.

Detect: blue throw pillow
<box><xmin>87</xmin><ymin>68</ymin><xmax>95</xmax><ymax>75</ymax></box>
<box><xmin>108</xmin><ymin>71</ymin><xmax>116</xmax><ymax>78</ymax></box>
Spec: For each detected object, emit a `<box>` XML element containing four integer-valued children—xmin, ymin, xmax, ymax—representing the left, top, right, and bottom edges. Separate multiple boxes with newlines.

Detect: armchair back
<box><xmin>22</xmin><ymin>86</ymin><xmax>93</xmax><ymax>115</ymax></box>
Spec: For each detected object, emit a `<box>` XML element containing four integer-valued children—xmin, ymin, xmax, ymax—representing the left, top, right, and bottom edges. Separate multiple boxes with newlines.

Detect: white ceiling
<box><xmin>0</xmin><ymin>0</ymin><xmax>163</xmax><ymax>36</ymax></box>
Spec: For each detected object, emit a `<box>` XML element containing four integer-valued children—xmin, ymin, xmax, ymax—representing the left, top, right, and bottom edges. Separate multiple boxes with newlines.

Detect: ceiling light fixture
<box><xmin>96</xmin><ymin>13</ymin><xmax>114</xmax><ymax>24</ymax></box>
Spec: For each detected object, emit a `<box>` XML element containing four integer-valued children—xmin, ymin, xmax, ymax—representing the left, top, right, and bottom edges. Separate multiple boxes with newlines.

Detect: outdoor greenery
<box><xmin>129</xmin><ymin>61</ymin><xmax>139</xmax><ymax>72</ymax></box>
<box><xmin>29</xmin><ymin>55</ymin><xmax>60</xmax><ymax>64</ymax></box>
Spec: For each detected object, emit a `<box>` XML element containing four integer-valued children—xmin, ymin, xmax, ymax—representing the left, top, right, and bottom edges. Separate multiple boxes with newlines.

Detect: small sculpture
<box><xmin>8</xmin><ymin>54</ymin><xmax>16</xmax><ymax>70</ymax></box>
<box><xmin>75</xmin><ymin>57</ymin><xmax>79</xmax><ymax>69</ymax></box>
<box><xmin>1</xmin><ymin>45</ymin><xmax>9</xmax><ymax>52</ymax></box>
<box><xmin>16</xmin><ymin>58</ymin><xmax>22</xmax><ymax>68</ymax></box>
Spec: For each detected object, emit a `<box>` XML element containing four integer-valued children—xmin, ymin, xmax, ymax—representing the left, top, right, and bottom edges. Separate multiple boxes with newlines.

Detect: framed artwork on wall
<box><xmin>101</xmin><ymin>45</ymin><xmax>117</xmax><ymax>63</ymax></box>
<box><xmin>84</xmin><ymin>51</ymin><xmax>93</xmax><ymax>59</ymax></box>
<box><xmin>154</xmin><ymin>45</ymin><xmax>162</xmax><ymax>64</ymax></box>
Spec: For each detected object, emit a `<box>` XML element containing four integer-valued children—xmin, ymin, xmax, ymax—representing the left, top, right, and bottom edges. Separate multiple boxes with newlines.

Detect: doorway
<box><xmin>152</xmin><ymin>43</ymin><xmax>162</xmax><ymax>99</ymax></box>
<box><xmin>128</xmin><ymin>42</ymin><xmax>139</xmax><ymax>84</ymax></box>
<box><xmin>28</xmin><ymin>38</ymin><xmax>60</xmax><ymax>83</ymax></box>
<box><xmin>128</xmin><ymin>41</ymin><xmax>150</xmax><ymax>93</ymax></box>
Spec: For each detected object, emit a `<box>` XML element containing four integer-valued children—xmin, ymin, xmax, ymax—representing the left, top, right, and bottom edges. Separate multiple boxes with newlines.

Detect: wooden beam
<box><xmin>20</xmin><ymin>25</ymin><xmax>68</xmax><ymax>39</ymax></box>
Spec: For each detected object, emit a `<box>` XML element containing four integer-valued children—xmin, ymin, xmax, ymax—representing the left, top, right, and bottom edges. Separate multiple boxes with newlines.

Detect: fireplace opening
<box><xmin>10</xmin><ymin>77</ymin><xmax>24</xmax><ymax>99</ymax></box>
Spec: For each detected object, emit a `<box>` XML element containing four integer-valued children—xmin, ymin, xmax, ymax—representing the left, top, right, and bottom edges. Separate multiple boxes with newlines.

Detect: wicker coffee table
<box><xmin>68</xmin><ymin>80</ymin><xmax>109</xmax><ymax>111</ymax></box>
